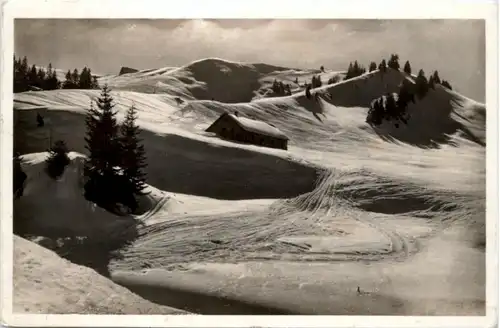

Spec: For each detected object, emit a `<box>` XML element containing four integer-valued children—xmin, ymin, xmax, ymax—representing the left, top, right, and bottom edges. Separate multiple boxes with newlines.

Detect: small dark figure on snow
<box><xmin>36</xmin><ymin>112</ymin><xmax>44</xmax><ymax>127</ymax></box>
<box><xmin>305</xmin><ymin>85</ymin><xmax>312</xmax><ymax>100</ymax></box>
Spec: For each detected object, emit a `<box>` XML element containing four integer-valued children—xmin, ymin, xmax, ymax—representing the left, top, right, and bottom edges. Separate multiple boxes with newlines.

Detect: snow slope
<box><xmin>96</xmin><ymin>58</ymin><xmax>343</xmax><ymax>103</ymax></box>
<box><xmin>13</xmin><ymin>59</ymin><xmax>486</xmax><ymax>315</ymax></box>
<box><xmin>13</xmin><ymin>235</ymin><xmax>188</xmax><ymax>314</ymax></box>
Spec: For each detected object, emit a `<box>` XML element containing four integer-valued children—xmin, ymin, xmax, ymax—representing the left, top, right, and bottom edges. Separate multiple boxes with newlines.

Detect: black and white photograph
<box><xmin>2</xmin><ymin>1</ymin><xmax>498</xmax><ymax>327</ymax></box>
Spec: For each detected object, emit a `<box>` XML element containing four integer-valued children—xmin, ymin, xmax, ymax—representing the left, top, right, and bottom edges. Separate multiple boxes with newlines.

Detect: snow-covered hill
<box><xmin>13</xmin><ymin>58</ymin><xmax>486</xmax><ymax>315</ymax></box>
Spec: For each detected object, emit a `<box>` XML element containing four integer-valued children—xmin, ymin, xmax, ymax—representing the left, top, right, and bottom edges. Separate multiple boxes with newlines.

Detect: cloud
<box><xmin>14</xmin><ymin>19</ymin><xmax>485</xmax><ymax>101</ymax></box>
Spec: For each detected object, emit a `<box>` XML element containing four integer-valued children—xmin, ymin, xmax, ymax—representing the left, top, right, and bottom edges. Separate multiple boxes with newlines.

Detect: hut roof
<box><xmin>220</xmin><ymin>113</ymin><xmax>289</xmax><ymax>140</ymax></box>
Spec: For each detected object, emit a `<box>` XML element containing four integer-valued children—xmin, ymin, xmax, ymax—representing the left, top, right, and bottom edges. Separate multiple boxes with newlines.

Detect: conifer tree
<box><xmin>378</xmin><ymin>59</ymin><xmax>387</xmax><ymax>73</ymax></box>
<box><xmin>345</xmin><ymin>62</ymin><xmax>354</xmax><ymax>79</ymax></box>
<box><xmin>83</xmin><ymin>85</ymin><xmax>123</xmax><ymax>208</ymax></box>
<box><xmin>353</xmin><ymin>61</ymin><xmax>360</xmax><ymax>74</ymax></box>
<box><xmin>63</xmin><ymin>70</ymin><xmax>73</xmax><ymax>89</ymax></box>
<box><xmin>28</xmin><ymin>65</ymin><xmax>39</xmax><ymax>89</ymax></box>
<box><xmin>432</xmin><ymin>70</ymin><xmax>441</xmax><ymax>84</ymax></box>
<box><xmin>120</xmin><ymin>104</ymin><xmax>147</xmax><ymax>197</ymax></box>
<box><xmin>45</xmin><ymin>140</ymin><xmax>71</xmax><ymax>179</ymax></box>
<box><xmin>48</xmin><ymin>69</ymin><xmax>61</xmax><ymax>90</ymax></box>
<box><xmin>305</xmin><ymin>85</ymin><xmax>312</xmax><ymax>99</ymax></box>
<box><xmin>71</xmin><ymin>68</ymin><xmax>80</xmax><ymax>87</ymax></box>
<box><xmin>47</xmin><ymin>63</ymin><xmax>53</xmax><ymax>78</ymax></box>
<box><xmin>79</xmin><ymin>67</ymin><xmax>92</xmax><ymax>89</ymax></box>
<box><xmin>387</xmin><ymin>54</ymin><xmax>400</xmax><ymax>70</ymax></box>
<box><xmin>428</xmin><ymin>74</ymin><xmax>435</xmax><ymax>89</ymax></box>
<box><xmin>403</xmin><ymin>61</ymin><xmax>412</xmax><ymax>74</ymax></box>
<box><xmin>441</xmin><ymin>80</ymin><xmax>452</xmax><ymax>90</ymax></box>
<box><xmin>369</xmin><ymin>61</ymin><xmax>377</xmax><ymax>72</ymax></box>
<box><xmin>20</xmin><ymin>56</ymin><xmax>29</xmax><ymax>77</ymax></box>
<box><xmin>415</xmin><ymin>69</ymin><xmax>429</xmax><ymax>99</ymax></box>
<box><xmin>84</xmin><ymin>85</ymin><xmax>121</xmax><ymax>176</ymax></box>
<box><xmin>37</xmin><ymin>68</ymin><xmax>47</xmax><ymax>89</ymax></box>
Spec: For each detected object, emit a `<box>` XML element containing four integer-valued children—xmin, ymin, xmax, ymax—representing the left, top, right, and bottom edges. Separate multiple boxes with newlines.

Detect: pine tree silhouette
<box><xmin>83</xmin><ymin>85</ymin><xmax>123</xmax><ymax>209</ymax></box>
<box><xmin>71</xmin><ymin>68</ymin><xmax>80</xmax><ymax>87</ymax></box>
<box><xmin>387</xmin><ymin>54</ymin><xmax>400</xmax><ymax>70</ymax></box>
<box><xmin>63</xmin><ymin>70</ymin><xmax>74</xmax><ymax>89</ymax></box>
<box><xmin>37</xmin><ymin>67</ymin><xmax>47</xmax><ymax>89</ymax></box>
<box><xmin>428</xmin><ymin>74</ymin><xmax>435</xmax><ymax>89</ymax></box>
<box><xmin>369</xmin><ymin>62</ymin><xmax>377</xmax><ymax>72</ymax></box>
<box><xmin>84</xmin><ymin>85</ymin><xmax>121</xmax><ymax>176</ymax></box>
<box><xmin>403</xmin><ymin>61</ymin><xmax>412</xmax><ymax>74</ymax></box>
<box><xmin>441</xmin><ymin>80</ymin><xmax>453</xmax><ymax>90</ymax></box>
<box><xmin>415</xmin><ymin>69</ymin><xmax>429</xmax><ymax>99</ymax></box>
<box><xmin>305</xmin><ymin>85</ymin><xmax>312</xmax><ymax>99</ymax></box>
<box><xmin>432</xmin><ymin>70</ymin><xmax>441</xmax><ymax>84</ymax></box>
<box><xmin>378</xmin><ymin>59</ymin><xmax>387</xmax><ymax>73</ymax></box>
<box><xmin>345</xmin><ymin>62</ymin><xmax>354</xmax><ymax>79</ymax></box>
<box><xmin>120</xmin><ymin>104</ymin><xmax>148</xmax><ymax>199</ymax></box>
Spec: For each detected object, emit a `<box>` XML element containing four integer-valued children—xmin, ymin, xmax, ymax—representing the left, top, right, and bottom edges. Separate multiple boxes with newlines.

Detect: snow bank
<box><xmin>13</xmin><ymin>235</ymin><xmax>188</xmax><ymax>314</ymax></box>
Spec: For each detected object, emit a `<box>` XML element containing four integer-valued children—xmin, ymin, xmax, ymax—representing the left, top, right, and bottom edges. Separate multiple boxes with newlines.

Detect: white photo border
<box><xmin>1</xmin><ymin>0</ymin><xmax>498</xmax><ymax>327</ymax></box>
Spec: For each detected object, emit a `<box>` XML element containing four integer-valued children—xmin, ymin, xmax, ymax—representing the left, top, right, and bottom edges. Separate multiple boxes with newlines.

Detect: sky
<box><xmin>15</xmin><ymin>19</ymin><xmax>485</xmax><ymax>101</ymax></box>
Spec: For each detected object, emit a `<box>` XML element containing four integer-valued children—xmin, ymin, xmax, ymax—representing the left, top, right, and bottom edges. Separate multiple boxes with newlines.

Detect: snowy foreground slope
<box><xmin>14</xmin><ymin>236</ymin><xmax>188</xmax><ymax>314</ymax></box>
<box><xmin>13</xmin><ymin>58</ymin><xmax>486</xmax><ymax>315</ymax></box>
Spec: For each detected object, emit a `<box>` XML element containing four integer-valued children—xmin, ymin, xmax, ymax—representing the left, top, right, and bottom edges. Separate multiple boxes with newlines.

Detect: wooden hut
<box><xmin>206</xmin><ymin>112</ymin><xmax>289</xmax><ymax>150</ymax></box>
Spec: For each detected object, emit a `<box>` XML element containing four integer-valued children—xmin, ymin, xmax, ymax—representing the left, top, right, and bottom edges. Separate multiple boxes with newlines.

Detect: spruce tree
<box><xmin>49</xmin><ymin>69</ymin><xmax>61</xmax><ymax>90</ymax></box>
<box><xmin>353</xmin><ymin>61</ymin><xmax>360</xmax><ymax>75</ymax></box>
<box><xmin>71</xmin><ymin>68</ymin><xmax>80</xmax><ymax>87</ymax></box>
<box><xmin>428</xmin><ymin>74</ymin><xmax>435</xmax><ymax>89</ymax></box>
<box><xmin>79</xmin><ymin>67</ymin><xmax>92</xmax><ymax>89</ymax></box>
<box><xmin>378</xmin><ymin>59</ymin><xmax>387</xmax><ymax>73</ymax></box>
<box><xmin>388</xmin><ymin>54</ymin><xmax>400</xmax><ymax>70</ymax></box>
<box><xmin>415</xmin><ymin>69</ymin><xmax>429</xmax><ymax>99</ymax></box>
<box><xmin>45</xmin><ymin>140</ymin><xmax>71</xmax><ymax>179</ymax></box>
<box><xmin>85</xmin><ymin>85</ymin><xmax>121</xmax><ymax>175</ymax></box>
<box><xmin>28</xmin><ymin>65</ymin><xmax>38</xmax><ymax>89</ymax></box>
<box><xmin>120</xmin><ymin>104</ymin><xmax>147</xmax><ymax>197</ymax></box>
<box><xmin>403</xmin><ymin>61</ymin><xmax>412</xmax><ymax>74</ymax></box>
<box><xmin>345</xmin><ymin>62</ymin><xmax>354</xmax><ymax>80</ymax></box>
<box><xmin>20</xmin><ymin>56</ymin><xmax>29</xmax><ymax>76</ymax></box>
<box><xmin>83</xmin><ymin>85</ymin><xmax>122</xmax><ymax>208</ymax></box>
<box><xmin>432</xmin><ymin>70</ymin><xmax>441</xmax><ymax>84</ymax></box>
<box><xmin>441</xmin><ymin>80</ymin><xmax>452</xmax><ymax>90</ymax></box>
<box><xmin>369</xmin><ymin>61</ymin><xmax>377</xmax><ymax>72</ymax></box>
<box><xmin>37</xmin><ymin>68</ymin><xmax>47</xmax><ymax>89</ymax></box>
<box><xmin>305</xmin><ymin>85</ymin><xmax>312</xmax><ymax>99</ymax></box>
<box><xmin>63</xmin><ymin>70</ymin><xmax>73</xmax><ymax>89</ymax></box>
